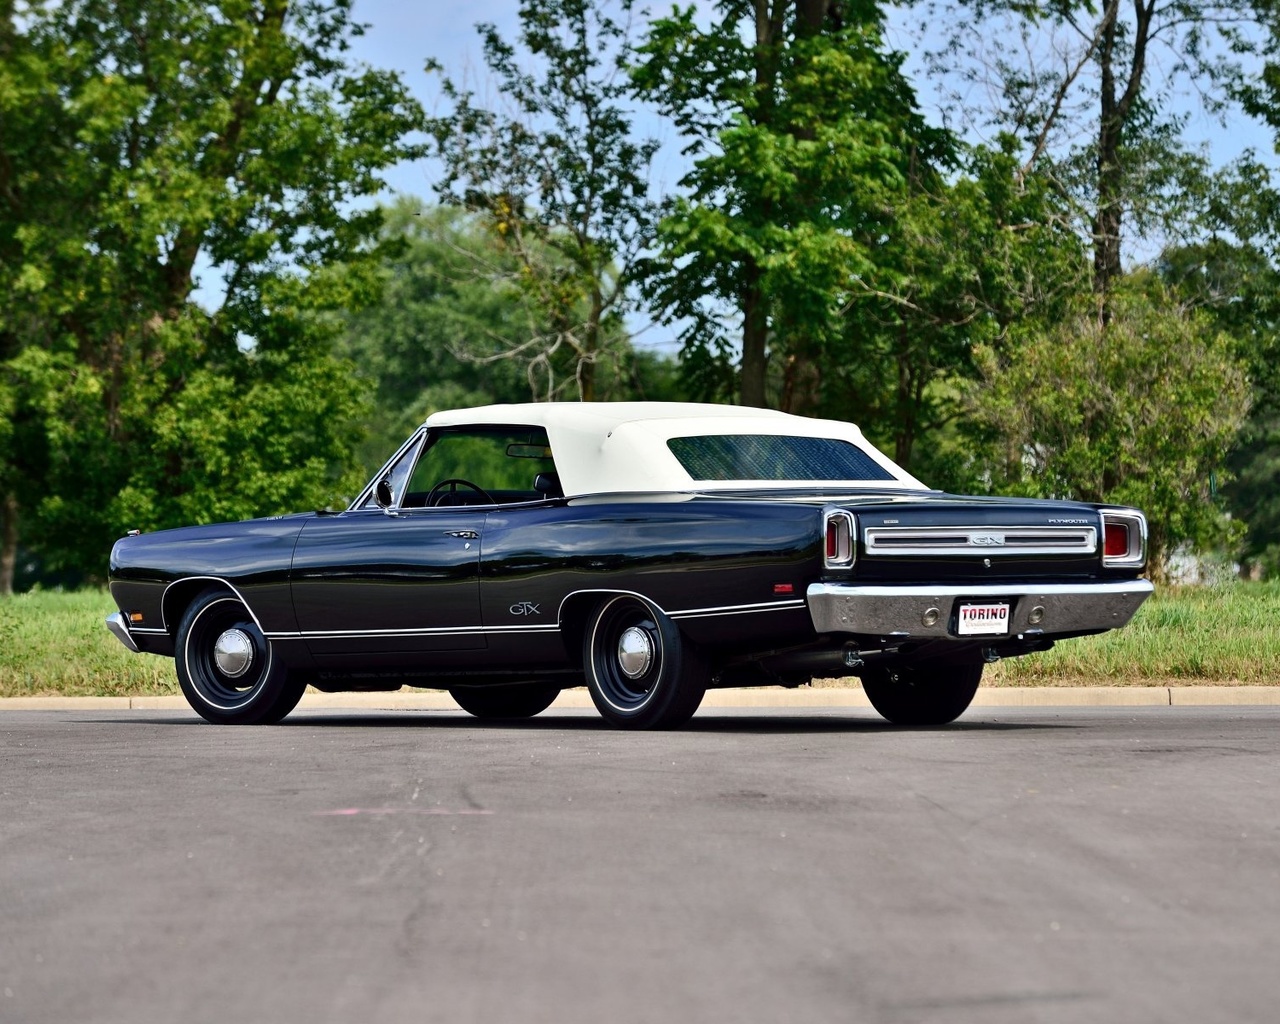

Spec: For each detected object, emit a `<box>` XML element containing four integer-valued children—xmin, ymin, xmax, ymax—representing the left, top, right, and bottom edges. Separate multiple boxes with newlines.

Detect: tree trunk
<box><xmin>1092</xmin><ymin>1</ymin><xmax>1153</xmax><ymax>318</ymax></box>
<box><xmin>779</xmin><ymin>344</ymin><xmax>822</xmax><ymax>414</ymax></box>
<box><xmin>581</xmin><ymin>287</ymin><xmax>602</xmax><ymax>402</ymax></box>
<box><xmin>1093</xmin><ymin>10</ymin><xmax>1122</xmax><ymax>315</ymax></box>
<box><xmin>736</xmin><ymin>3</ymin><xmax>787</xmax><ymax>408</ymax></box>
<box><xmin>741</xmin><ymin>259</ymin><xmax>769</xmax><ymax>407</ymax></box>
<box><xmin>893</xmin><ymin>323</ymin><xmax>915</xmax><ymax>466</ymax></box>
<box><xmin>1</xmin><ymin>492</ymin><xmax>17</xmax><ymax>597</ymax></box>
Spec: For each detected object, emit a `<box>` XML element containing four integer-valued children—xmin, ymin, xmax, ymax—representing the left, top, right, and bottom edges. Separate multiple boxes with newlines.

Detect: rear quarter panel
<box><xmin>479</xmin><ymin>498</ymin><xmax>824</xmax><ymax>658</ymax></box>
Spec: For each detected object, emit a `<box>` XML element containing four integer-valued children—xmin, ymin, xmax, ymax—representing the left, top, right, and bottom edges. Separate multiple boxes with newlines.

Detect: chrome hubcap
<box><xmin>617</xmin><ymin>626</ymin><xmax>654</xmax><ymax>679</ymax></box>
<box><xmin>213</xmin><ymin>628</ymin><xmax>254</xmax><ymax>679</ymax></box>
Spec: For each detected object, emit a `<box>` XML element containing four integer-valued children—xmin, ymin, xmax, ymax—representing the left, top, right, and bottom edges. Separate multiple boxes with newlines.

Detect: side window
<box><xmin>359</xmin><ymin>431</ymin><xmax>424</xmax><ymax>509</ymax></box>
<box><xmin>400</xmin><ymin>427</ymin><xmax>558</xmax><ymax>508</ymax></box>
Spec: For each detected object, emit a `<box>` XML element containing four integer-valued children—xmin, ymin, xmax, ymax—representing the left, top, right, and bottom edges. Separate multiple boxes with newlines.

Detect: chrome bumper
<box><xmin>807</xmin><ymin>579</ymin><xmax>1154</xmax><ymax>640</ymax></box>
<box><xmin>105</xmin><ymin>612</ymin><xmax>140</xmax><ymax>653</ymax></box>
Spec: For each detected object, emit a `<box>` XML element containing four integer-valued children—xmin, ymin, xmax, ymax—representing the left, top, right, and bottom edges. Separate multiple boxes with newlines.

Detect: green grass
<box><xmin>987</xmin><ymin>582</ymin><xmax>1280</xmax><ymax>686</ymax></box>
<box><xmin>0</xmin><ymin>590</ymin><xmax>178</xmax><ymax>697</ymax></box>
<box><xmin>2</xmin><ymin>583</ymin><xmax>1279</xmax><ymax>697</ymax></box>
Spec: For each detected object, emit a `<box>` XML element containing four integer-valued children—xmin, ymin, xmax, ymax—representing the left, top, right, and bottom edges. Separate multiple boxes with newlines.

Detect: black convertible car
<box><xmin>106</xmin><ymin>402</ymin><xmax>1153</xmax><ymax>728</ymax></box>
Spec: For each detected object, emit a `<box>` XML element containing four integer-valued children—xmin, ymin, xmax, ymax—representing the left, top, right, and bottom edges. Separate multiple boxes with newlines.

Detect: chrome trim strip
<box><xmin>669</xmin><ymin>599</ymin><xmax>807</xmax><ymax>620</ymax></box>
<box><xmin>557</xmin><ymin>588</ymin><xmax>804</xmax><ymax>623</ymax></box>
<box><xmin>272</xmin><ymin>595</ymin><xmax>812</xmax><ymax>643</ymax></box>
<box><xmin>160</xmin><ymin>576</ymin><xmax>267</xmax><ymax>633</ymax></box>
<box><xmin>863</xmin><ymin>524</ymin><xmax>1098</xmax><ymax>558</ymax></box>
<box><xmin>264</xmin><ymin>624</ymin><xmax>561</xmax><ymax>640</ymax></box>
<box><xmin>807</xmin><ymin>579</ymin><xmax>1154</xmax><ymax>639</ymax></box>
<box><xmin>556</xmin><ymin>588</ymin><xmax>673</xmax><ymax>625</ymax></box>
<box><xmin>105</xmin><ymin>612</ymin><xmax>140</xmax><ymax>653</ymax></box>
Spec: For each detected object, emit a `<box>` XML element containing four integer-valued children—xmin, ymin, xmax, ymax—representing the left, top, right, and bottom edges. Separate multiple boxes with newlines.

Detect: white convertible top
<box><xmin>424</xmin><ymin>402</ymin><xmax>926</xmax><ymax>498</ymax></box>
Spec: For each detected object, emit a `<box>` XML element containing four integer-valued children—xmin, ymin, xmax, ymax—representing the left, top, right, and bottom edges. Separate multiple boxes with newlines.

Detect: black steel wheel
<box><xmin>175</xmin><ymin>589</ymin><xmax>305</xmax><ymax>725</ymax></box>
<box><xmin>861</xmin><ymin>661</ymin><xmax>983</xmax><ymax>726</ymax></box>
<box><xmin>583</xmin><ymin>595</ymin><xmax>707</xmax><ymax>730</ymax></box>
<box><xmin>450</xmin><ymin>683</ymin><xmax>560</xmax><ymax>719</ymax></box>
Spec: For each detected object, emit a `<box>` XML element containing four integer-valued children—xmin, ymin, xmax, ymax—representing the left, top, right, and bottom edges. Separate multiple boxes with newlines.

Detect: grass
<box><xmin>985</xmin><ymin>582</ymin><xmax>1280</xmax><ymax>686</ymax></box>
<box><xmin>0</xmin><ymin>590</ymin><xmax>179</xmax><ymax>697</ymax></box>
<box><xmin>2</xmin><ymin>583</ymin><xmax>1278</xmax><ymax>697</ymax></box>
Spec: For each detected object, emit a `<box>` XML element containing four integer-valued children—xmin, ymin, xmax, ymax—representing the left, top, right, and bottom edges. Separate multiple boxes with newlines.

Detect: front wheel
<box><xmin>583</xmin><ymin>595</ymin><xmax>707</xmax><ymax>730</ymax></box>
<box><xmin>450</xmin><ymin>683</ymin><xmax>560</xmax><ymax>719</ymax></box>
<box><xmin>861</xmin><ymin>661</ymin><xmax>983</xmax><ymax>726</ymax></box>
<box><xmin>175</xmin><ymin>589</ymin><xmax>305</xmax><ymax>725</ymax></box>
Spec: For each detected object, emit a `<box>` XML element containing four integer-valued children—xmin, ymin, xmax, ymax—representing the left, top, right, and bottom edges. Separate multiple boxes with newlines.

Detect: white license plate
<box><xmin>957</xmin><ymin>602</ymin><xmax>1011</xmax><ymax>636</ymax></box>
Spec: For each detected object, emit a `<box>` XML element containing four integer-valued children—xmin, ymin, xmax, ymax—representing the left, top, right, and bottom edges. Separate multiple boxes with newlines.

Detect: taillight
<box><xmin>1100</xmin><ymin>510</ymin><xmax>1147</xmax><ymax>568</ymax></box>
<box><xmin>824</xmin><ymin>511</ymin><xmax>855</xmax><ymax>568</ymax></box>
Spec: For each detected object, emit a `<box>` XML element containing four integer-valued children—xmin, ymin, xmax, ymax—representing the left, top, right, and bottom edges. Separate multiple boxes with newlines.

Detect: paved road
<box><xmin>2</xmin><ymin>706</ymin><xmax>1277</xmax><ymax>1024</ymax></box>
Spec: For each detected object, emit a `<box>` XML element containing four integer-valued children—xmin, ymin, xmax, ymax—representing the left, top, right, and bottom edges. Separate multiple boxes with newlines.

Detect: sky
<box><xmin>335</xmin><ymin>1</ymin><xmax>690</xmax><ymax>352</ymax></box>
<box><xmin>346</xmin><ymin>0</ymin><xmax>1279</xmax><ymax>196</ymax></box>
<box><xmin>343</xmin><ymin>1</ymin><xmax>698</xmax><ymax>200</ymax></box>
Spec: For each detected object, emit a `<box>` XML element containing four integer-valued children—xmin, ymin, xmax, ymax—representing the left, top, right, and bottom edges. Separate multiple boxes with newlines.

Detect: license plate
<box><xmin>957</xmin><ymin>602</ymin><xmax>1011</xmax><ymax>636</ymax></box>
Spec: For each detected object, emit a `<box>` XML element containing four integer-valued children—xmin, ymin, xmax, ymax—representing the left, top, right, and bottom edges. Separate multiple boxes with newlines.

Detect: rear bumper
<box><xmin>807</xmin><ymin>579</ymin><xmax>1154</xmax><ymax>640</ymax></box>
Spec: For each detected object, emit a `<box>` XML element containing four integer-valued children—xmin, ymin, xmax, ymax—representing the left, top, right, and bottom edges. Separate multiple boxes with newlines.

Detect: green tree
<box><xmin>0</xmin><ymin>0</ymin><xmax>422</xmax><ymax>590</ymax></box>
<box><xmin>825</xmin><ymin>139</ymin><xmax>1088</xmax><ymax>475</ymax></box>
<box><xmin>426</xmin><ymin>0</ymin><xmax>658</xmax><ymax>402</ymax></box>
<box><xmin>341</xmin><ymin>199</ymin><xmax>684</xmax><ymax>467</ymax></box>
<box><xmin>633</xmin><ymin>0</ymin><xmax>949</xmax><ymax>409</ymax></box>
<box><xmin>919</xmin><ymin>1</ymin><xmax>1268</xmax><ymax>309</ymax></box>
<box><xmin>1156</xmin><ymin>162</ymin><xmax>1280</xmax><ymax>576</ymax></box>
<box><xmin>968</xmin><ymin>288</ymin><xmax>1250</xmax><ymax>575</ymax></box>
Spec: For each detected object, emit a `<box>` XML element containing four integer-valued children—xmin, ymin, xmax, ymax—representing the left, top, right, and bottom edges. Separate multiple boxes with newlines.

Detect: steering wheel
<box><xmin>425</xmin><ymin>478</ymin><xmax>495</xmax><ymax>507</ymax></box>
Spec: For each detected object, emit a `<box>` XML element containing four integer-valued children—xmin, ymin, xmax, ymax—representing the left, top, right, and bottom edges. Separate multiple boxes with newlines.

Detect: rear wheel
<box><xmin>583</xmin><ymin>595</ymin><xmax>707</xmax><ymax>730</ymax></box>
<box><xmin>450</xmin><ymin>683</ymin><xmax>559</xmax><ymax>719</ymax></box>
<box><xmin>861</xmin><ymin>661</ymin><xmax>983</xmax><ymax>726</ymax></box>
<box><xmin>175</xmin><ymin>589</ymin><xmax>305</xmax><ymax>725</ymax></box>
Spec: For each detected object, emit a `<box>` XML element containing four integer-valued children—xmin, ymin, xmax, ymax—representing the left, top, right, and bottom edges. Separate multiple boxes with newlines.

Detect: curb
<box><xmin>2</xmin><ymin>685</ymin><xmax>1279</xmax><ymax>712</ymax></box>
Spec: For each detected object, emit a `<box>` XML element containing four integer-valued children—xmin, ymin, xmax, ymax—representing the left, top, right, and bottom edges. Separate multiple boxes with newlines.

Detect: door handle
<box><xmin>444</xmin><ymin>530</ymin><xmax>479</xmax><ymax>540</ymax></box>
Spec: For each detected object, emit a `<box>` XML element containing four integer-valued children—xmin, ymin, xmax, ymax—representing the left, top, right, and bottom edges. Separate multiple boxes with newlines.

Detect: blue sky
<box><xmin>347</xmin><ymin>0</ymin><xmax>1279</xmax><ymax>198</ymax></box>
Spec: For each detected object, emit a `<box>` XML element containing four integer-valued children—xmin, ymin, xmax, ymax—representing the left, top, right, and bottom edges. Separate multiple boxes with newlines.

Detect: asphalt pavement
<box><xmin>2</xmin><ymin>704</ymin><xmax>1278</xmax><ymax>1024</ymax></box>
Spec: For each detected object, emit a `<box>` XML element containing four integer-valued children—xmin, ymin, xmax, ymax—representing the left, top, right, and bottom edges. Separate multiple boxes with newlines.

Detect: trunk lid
<box><xmin>842</xmin><ymin>494</ymin><xmax>1104</xmax><ymax>582</ymax></box>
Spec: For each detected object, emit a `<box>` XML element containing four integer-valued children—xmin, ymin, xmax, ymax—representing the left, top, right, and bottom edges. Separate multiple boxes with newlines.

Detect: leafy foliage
<box><xmin>968</xmin><ymin>288</ymin><xmax>1250</xmax><ymax>574</ymax></box>
<box><xmin>823</xmin><ymin>139</ymin><xmax>1088</xmax><ymax>476</ymax></box>
<box><xmin>426</xmin><ymin>0</ymin><xmax>658</xmax><ymax>401</ymax></box>
<box><xmin>633</xmin><ymin>0</ymin><xmax>950</xmax><ymax>409</ymax></box>
<box><xmin>0</xmin><ymin>0</ymin><xmax>423</xmax><ymax>584</ymax></box>
<box><xmin>338</xmin><ymin>199</ymin><xmax>684</xmax><ymax>468</ymax></box>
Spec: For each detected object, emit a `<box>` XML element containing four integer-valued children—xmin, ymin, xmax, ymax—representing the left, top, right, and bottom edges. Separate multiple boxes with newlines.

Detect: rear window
<box><xmin>667</xmin><ymin>434</ymin><xmax>896</xmax><ymax>482</ymax></box>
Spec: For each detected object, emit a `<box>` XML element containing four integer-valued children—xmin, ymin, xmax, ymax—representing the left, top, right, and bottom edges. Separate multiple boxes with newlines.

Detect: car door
<box><xmin>288</xmin><ymin>423</ymin><xmax>558</xmax><ymax>660</ymax></box>
<box><xmin>290</xmin><ymin>507</ymin><xmax>485</xmax><ymax>657</ymax></box>
<box><xmin>290</xmin><ymin>428</ymin><xmax>487</xmax><ymax>657</ymax></box>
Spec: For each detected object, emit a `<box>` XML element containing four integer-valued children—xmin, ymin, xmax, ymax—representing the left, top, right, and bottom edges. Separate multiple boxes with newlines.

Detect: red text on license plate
<box><xmin>957</xmin><ymin>602</ymin><xmax>1010</xmax><ymax>636</ymax></box>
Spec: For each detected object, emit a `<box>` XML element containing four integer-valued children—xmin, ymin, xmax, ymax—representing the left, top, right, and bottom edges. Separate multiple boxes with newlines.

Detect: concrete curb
<box><xmin>3</xmin><ymin>685</ymin><xmax>1279</xmax><ymax>712</ymax></box>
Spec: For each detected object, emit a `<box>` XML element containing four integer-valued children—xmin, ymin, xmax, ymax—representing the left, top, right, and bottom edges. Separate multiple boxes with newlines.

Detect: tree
<box><xmin>967</xmin><ymin>287</ymin><xmax>1250</xmax><ymax>574</ymax></box>
<box><xmin>824</xmin><ymin>138</ymin><xmax>1088</xmax><ymax>475</ymax></box>
<box><xmin>339</xmin><ymin>199</ymin><xmax>677</xmax><ymax>466</ymax></box>
<box><xmin>0</xmin><ymin>0</ymin><xmax>423</xmax><ymax>590</ymax></box>
<box><xmin>917</xmin><ymin>0</ymin><xmax>1267</xmax><ymax>309</ymax></box>
<box><xmin>1155</xmin><ymin>158</ymin><xmax>1280</xmax><ymax>575</ymax></box>
<box><xmin>426</xmin><ymin>0</ymin><xmax>658</xmax><ymax>402</ymax></box>
<box><xmin>634</xmin><ymin>0</ymin><xmax>950</xmax><ymax>408</ymax></box>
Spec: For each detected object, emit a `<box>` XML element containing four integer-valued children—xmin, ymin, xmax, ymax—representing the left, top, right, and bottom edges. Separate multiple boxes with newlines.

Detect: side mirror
<box><xmin>374</xmin><ymin>477</ymin><xmax>394</xmax><ymax>510</ymax></box>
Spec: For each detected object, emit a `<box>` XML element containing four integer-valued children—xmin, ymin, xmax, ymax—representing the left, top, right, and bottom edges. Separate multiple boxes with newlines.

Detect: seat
<box><xmin>534</xmin><ymin>472</ymin><xmax>563</xmax><ymax>499</ymax></box>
